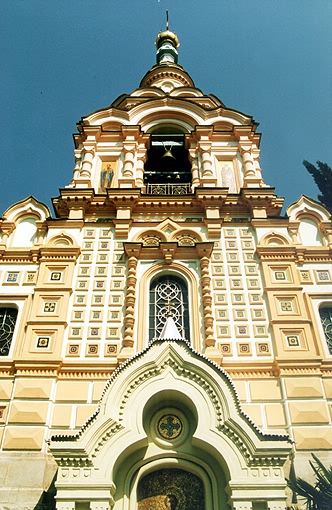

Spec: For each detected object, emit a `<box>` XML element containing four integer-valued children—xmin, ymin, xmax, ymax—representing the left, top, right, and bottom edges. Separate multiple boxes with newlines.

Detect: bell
<box><xmin>161</xmin><ymin>148</ymin><xmax>176</xmax><ymax>160</ymax></box>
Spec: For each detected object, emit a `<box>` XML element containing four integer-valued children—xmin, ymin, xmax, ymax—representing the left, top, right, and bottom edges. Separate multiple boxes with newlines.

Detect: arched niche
<box><xmin>50</xmin><ymin>339</ymin><xmax>291</xmax><ymax>510</ymax></box>
<box><xmin>9</xmin><ymin>216</ymin><xmax>38</xmax><ymax>247</ymax></box>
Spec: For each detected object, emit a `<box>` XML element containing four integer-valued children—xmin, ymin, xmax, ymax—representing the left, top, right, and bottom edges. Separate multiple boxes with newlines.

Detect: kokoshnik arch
<box><xmin>0</xmin><ymin>21</ymin><xmax>332</xmax><ymax>510</ymax></box>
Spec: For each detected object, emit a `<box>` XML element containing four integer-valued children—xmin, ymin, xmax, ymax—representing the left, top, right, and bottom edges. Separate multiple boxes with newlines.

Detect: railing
<box><xmin>146</xmin><ymin>183</ymin><xmax>192</xmax><ymax>195</ymax></box>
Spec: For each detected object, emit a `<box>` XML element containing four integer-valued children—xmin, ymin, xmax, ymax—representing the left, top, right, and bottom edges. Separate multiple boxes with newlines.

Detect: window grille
<box><xmin>319</xmin><ymin>306</ymin><xmax>332</xmax><ymax>354</ymax></box>
<box><xmin>0</xmin><ymin>308</ymin><xmax>18</xmax><ymax>356</ymax></box>
<box><xmin>149</xmin><ymin>276</ymin><xmax>189</xmax><ymax>341</ymax></box>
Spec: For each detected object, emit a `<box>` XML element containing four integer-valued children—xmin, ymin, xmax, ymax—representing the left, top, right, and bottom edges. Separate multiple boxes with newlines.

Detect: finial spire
<box><xmin>155</xmin><ymin>13</ymin><xmax>180</xmax><ymax>65</ymax></box>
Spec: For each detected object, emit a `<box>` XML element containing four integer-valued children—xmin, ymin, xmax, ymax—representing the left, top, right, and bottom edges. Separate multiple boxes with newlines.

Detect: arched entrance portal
<box><xmin>137</xmin><ymin>468</ymin><xmax>204</xmax><ymax>510</ymax></box>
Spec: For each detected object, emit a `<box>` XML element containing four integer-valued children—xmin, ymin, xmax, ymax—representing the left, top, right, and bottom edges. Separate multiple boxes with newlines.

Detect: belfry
<box><xmin>0</xmin><ymin>19</ymin><xmax>332</xmax><ymax>510</ymax></box>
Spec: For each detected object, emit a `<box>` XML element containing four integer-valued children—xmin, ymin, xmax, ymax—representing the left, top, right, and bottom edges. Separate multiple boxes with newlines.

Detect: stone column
<box><xmin>189</xmin><ymin>147</ymin><xmax>200</xmax><ymax>189</ymax></box>
<box><xmin>196</xmin><ymin>244</ymin><xmax>222</xmax><ymax>364</ymax></box>
<box><xmin>120</xmin><ymin>244</ymin><xmax>141</xmax><ymax>360</ymax></box>
<box><xmin>240</xmin><ymin>146</ymin><xmax>255</xmax><ymax>177</ymax></box>
<box><xmin>123</xmin><ymin>144</ymin><xmax>135</xmax><ymax>178</ymax></box>
<box><xmin>136</xmin><ymin>146</ymin><xmax>146</xmax><ymax>189</ymax></box>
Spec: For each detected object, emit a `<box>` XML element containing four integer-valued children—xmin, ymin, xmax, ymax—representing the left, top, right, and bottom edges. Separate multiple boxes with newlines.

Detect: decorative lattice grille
<box><xmin>320</xmin><ymin>307</ymin><xmax>332</xmax><ymax>354</ymax></box>
<box><xmin>149</xmin><ymin>276</ymin><xmax>189</xmax><ymax>341</ymax></box>
<box><xmin>0</xmin><ymin>308</ymin><xmax>18</xmax><ymax>356</ymax></box>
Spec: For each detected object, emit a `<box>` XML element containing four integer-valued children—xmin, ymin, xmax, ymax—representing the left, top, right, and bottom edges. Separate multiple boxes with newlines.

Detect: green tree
<box><xmin>303</xmin><ymin>160</ymin><xmax>332</xmax><ymax>213</ymax></box>
<box><xmin>287</xmin><ymin>454</ymin><xmax>332</xmax><ymax>509</ymax></box>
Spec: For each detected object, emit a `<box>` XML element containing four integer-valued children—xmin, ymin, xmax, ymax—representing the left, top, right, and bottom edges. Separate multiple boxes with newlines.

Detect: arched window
<box><xmin>0</xmin><ymin>307</ymin><xmax>18</xmax><ymax>356</ymax></box>
<box><xmin>319</xmin><ymin>305</ymin><xmax>332</xmax><ymax>354</ymax></box>
<box><xmin>149</xmin><ymin>275</ymin><xmax>190</xmax><ymax>341</ymax></box>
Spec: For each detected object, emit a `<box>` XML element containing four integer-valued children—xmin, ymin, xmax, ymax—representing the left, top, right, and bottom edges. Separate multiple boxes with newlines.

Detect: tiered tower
<box><xmin>0</xmin><ymin>24</ymin><xmax>332</xmax><ymax>510</ymax></box>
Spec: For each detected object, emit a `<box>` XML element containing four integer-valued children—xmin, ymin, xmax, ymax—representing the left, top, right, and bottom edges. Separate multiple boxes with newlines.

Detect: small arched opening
<box><xmin>144</xmin><ymin>126</ymin><xmax>192</xmax><ymax>194</ymax></box>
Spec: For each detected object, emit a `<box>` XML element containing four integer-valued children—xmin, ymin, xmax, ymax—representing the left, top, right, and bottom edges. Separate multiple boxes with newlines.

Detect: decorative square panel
<box><xmin>280</xmin><ymin>300</ymin><xmax>293</xmax><ymax>312</ymax></box>
<box><xmin>4</xmin><ymin>272</ymin><xmax>17</xmax><ymax>284</ymax></box>
<box><xmin>247</xmin><ymin>279</ymin><xmax>259</xmax><ymax>289</ymax></box>
<box><xmin>229</xmin><ymin>266</ymin><xmax>240</xmax><ymax>274</ymax></box>
<box><xmin>214</xmin><ymin>294</ymin><xmax>227</xmax><ymax>304</ymax></box>
<box><xmin>225</xmin><ymin>228</ymin><xmax>235</xmax><ymax>237</ymax></box>
<box><xmin>316</xmin><ymin>270</ymin><xmax>331</xmax><ymax>282</ymax></box>
<box><xmin>245</xmin><ymin>265</ymin><xmax>257</xmax><ymax>275</ymax></box>
<box><xmin>77</xmin><ymin>280</ymin><xmax>88</xmax><ymax>289</ymax></box>
<box><xmin>96</xmin><ymin>266</ymin><xmax>107</xmax><ymax>276</ymax></box>
<box><xmin>213</xmin><ymin>279</ymin><xmax>225</xmax><ymax>290</ymax></box>
<box><xmin>72</xmin><ymin>311</ymin><xmax>83</xmax><ymax>321</ymax></box>
<box><xmin>232</xmin><ymin>294</ymin><xmax>245</xmax><ymax>304</ymax></box>
<box><xmin>251</xmin><ymin>309</ymin><xmax>264</xmax><ymax>320</ymax></box>
<box><xmin>75</xmin><ymin>295</ymin><xmax>86</xmax><ymax>305</ymax></box>
<box><xmin>244</xmin><ymin>252</ymin><xmax>254</xmax><ymax>261</ymax></box>
<box><xmin>67</xmin><ymin>344</ymin><xmax>80</xmax><ymax>356</ymax></box>
<box><xmin>242</xmin><ymin>240</ymin><xmax>253</xmax><ymax>249</ymax></box>
<box><xmin>99</xmin><ymin>241</ymin><xmax>109</xmax><ymax>250</ymax></box>
<box><xmin>36</xmin><ymin>336</ymin><xmax>50</xmax><ymax>348</ymax></box>
<box><xmin>237</xmin><ymin>325</ymin><xmax>249</xmax><ymax>336</ymax></box>
<box><xmin>105</xmin><ymin>344</ymin><xmax>118</xmax><ymax>356</ymax></box>
<box><xmin>275</xmin><ymin>271</ymin><xmax>286</xmax><ymax>281</ymax></box>
<box><xmin>212</xmin><ymin>252</ymin><xmax>223</xmax><ymax>262</ymax></box>
<box><xmin>43</xmin><ymin>302</ymin><xmax>56</xmax><ymax>313</ymax></box>
<box><xmin>226</xmin><ymin>240</ymin><xmax>237</xmax><ymax>249</ymax></box>
<box><xmin>81</xmin><ymin>254</ymin><xmax>92</xmax><ymax>262</ymax></box>
<box><xmin>113</xmin><ymin>253</ymin><xmax>125</xmax><ymax>263</ymax></box>
<box><xmin>108</xmin><ymin>327</ymin><xmax>119</xmax><ymax>338</ymax></box>
<box><xmin>216</xmin><ymin>309</ymin><xmax>228</xmax><ymax>320</ymax></box>
<box><xmin>89</xmin><ymin>327</ymin><xmax>100</xmax><ymax>337</ymax></box>
<box><xmin>112</xmin><ymin>266</ymin><xmax>125</xmax><ymax>276</ymax></box>
<box><xmin>84</xmin><ymin>229</ymin><xmax>95</xmax><ymax>238</ymax></box>
<box><xmin>83</xmin><ymin>242</ymin><xmax>93</xmax><ymax>250</ymax></box>
<box><xmin>108</xmin><ymin>310</ymin><xmax>120</xmax><ymax>321</ymax></box>
<box><xmin>234</xmin><ymin>309</ymin><xmax>246</xmax><ymax>320</ymax></box>
<box><xmin>240</xmin><ymin>228</ymin><xmax>252</xmax><ymax>237</ymax></box>
<box><xmin>227</xmin><ymin>252</ymin><xmax>239</xmax><ymax>262</ymax></box>
<box><xmin>254</xmin><ymin>325</ymin><xmax>267</xmax><ymax>337</ymax></box>
<box><xmin>86</xmin><ymin>344</ymin><xmax>99</xmax><ymax>356</ymax></box>
<box><xmin>109</xmin><ymin>295</ymin><xmax>122</xmax><ymax>306</ymax></box>
<box><xmin>286</xmin><ymin>335</ymin><xmax>300</xmax><ymax>347</ymax></box>
<box><xmin>237</xmin><ymin>343</ymin><xmax>251</xmax><ymax>355</ymax></box>
<box><xmin>98</xmin><ymin>253</ymin><xmax>109</xmax><ymax>262</ymax></box>
<box><xmin>218</xmin><ymin>326</ymin><xmax>229</xmax><ymax>337</ymax></box>
<box><xmin>219</xmin><ymin>343</ymin><xmax>232</xmax><ymax>356</ymax></box>
<box><xmin>70</xmin><ymin>328</ymin><xmax>81</xmax><ymax>338</ymax></box>
<box><xmin>91</xmin><ymin>311</ymin><xmax>102</xmax><ymax>321</ymax></box>
<box><xmin>93</xmin><ymin>295</ymin><xmax>104</xmax><ymax>305</ymax></box>
<box><xmin>230</xmin><ymin>279</ymin><xmax>243</xmax><ymax>289</ymax></box>
<box><xmin>111</xmin><ymin>280</ymin><xmax>124</xmax><ymax>290</ymax></box>
<box><xmin>299</xmin><ymin>270</ymin><xmax>312</xmax><ymax>283</ymax></box>
<box><xmin>101</xmin><ymin>229</ymin><xmax>111</xmax><ymax>238</ymax></box>
<box><xmin>79</xmin><ymin>266</ymin><xmax>90</xmax><ymax>276</ymax></box>
<box><xmin>50</xmin><ymin>272</ymin><xmax>62</xmax><ymax>282</ymax></box>
<box><xmin>212</xmin><ymin>265</ymin><xmax>224</xmax><ymax>276</ymax></box>
<box><xmin>94</xmin><ymin>281</ymin><xmax>105</xmax><ymax>290</ymax></box>
<box><xmin>249</xmin><ymin>293</ymin><xmax>262</xmax><ymax>304</ymax></box>
<box><xmin>25</xmin><ymin>272</ymin><xmax>37</xmax><ymax>284</ymax></box>
<box><xmin>256</xmin><ymin>342</ymin><xmax>271</xmax><ymax>355</ymax></box>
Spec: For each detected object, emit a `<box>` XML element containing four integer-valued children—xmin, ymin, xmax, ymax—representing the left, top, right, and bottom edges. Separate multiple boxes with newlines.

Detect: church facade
<box><xmin>0</xmin><ymin>28</ymin><xmax>332</xmax><ymax>510</ymax></box>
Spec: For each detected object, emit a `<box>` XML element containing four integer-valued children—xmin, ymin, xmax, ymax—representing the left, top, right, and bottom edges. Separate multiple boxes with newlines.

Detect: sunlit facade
<box><xmin>1</xmin><ymin>27</ymin><xmax>332</xmax><ymax>510</ymax></box>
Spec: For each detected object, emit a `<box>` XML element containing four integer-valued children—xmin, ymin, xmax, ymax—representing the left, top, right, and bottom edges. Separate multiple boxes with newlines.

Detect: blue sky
<box><xmin>1</xmin><ymin>0</ymin><xmax>331</xmax><ymax>215</ymax></box>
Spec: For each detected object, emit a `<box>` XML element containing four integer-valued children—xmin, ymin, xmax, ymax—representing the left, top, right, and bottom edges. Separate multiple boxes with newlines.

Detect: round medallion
<box><xmin>158</xmin><ymin>414</ymin><xmax>183</xmax><ymax>440</ymax></box>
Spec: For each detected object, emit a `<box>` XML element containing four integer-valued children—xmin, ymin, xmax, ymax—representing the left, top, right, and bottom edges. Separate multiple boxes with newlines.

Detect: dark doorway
<box><xmin>137</xmin><ymin>468</ymin><xmax>204</xmax><ymax>510</ymax></box>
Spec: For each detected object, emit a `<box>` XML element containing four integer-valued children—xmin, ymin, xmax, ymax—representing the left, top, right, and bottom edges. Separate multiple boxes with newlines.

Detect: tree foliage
<box><xmin>303</xmin><ymin>160</ymin><xmax>332</xmax><ymax>213</ymax></box>
<box><xmin>287</xmin><ymin>454</ymin><xmax>332</xmax><ymax>509</ymax></box>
